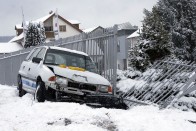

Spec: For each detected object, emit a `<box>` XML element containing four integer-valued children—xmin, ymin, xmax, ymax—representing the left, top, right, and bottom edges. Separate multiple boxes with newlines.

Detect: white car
<box><xmin>17</xmin><ymin>46</ymin><xmax>113</xmax><ymax>102</ymax></box>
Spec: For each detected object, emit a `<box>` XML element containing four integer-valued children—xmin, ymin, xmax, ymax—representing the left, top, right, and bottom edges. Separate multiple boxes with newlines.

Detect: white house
<box><xmin>9</xmin><ymin>11</ymin><xmax>83</xmax><ymax>45</ymax></box>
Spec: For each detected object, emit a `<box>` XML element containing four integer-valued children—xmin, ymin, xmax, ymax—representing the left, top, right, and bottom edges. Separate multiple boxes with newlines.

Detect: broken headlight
<box><xmin>99</xmin><ymin>85</ymin><xmax>112</xmax><ymax>94</ymax></box>
<box><xmin>56</xmin><ymin>76</ymin><xmax>68</xmax><ymax>87</ymax></box>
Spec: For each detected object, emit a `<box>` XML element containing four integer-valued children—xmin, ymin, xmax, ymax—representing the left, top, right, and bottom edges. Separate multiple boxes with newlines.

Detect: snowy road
<box><xmin>0</xmin><ymin>85</ymin><xmax>196</xmax><ymax>131</ymax></box>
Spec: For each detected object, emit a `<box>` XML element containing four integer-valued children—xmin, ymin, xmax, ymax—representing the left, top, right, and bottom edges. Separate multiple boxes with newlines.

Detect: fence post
<box><xmin>113</xmin><ymin>25</ymin><xmax>118</xmax><ymax>96</ymax></box>
<box><xmin>82</xmin><ymin>33</ymin><xmax>87</xmax><ymax>53</ymax></box>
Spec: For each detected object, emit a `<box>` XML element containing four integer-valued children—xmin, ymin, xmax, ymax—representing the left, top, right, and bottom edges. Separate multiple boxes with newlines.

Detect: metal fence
<box><xmin>0</xmin><ymin>25</ymin><xmax>118</xmax><ymax>94</ymax></box>
<box><xmin>122</xmin><ymin>58</ymin><xmax>196</xmax><ymax>108</ymax></box>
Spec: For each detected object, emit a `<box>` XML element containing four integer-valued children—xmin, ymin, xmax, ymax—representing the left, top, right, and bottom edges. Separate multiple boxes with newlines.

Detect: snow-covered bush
<box><xmin>128</xmin><ymin>43</ymin><xmax>150</xmax><ymax>72</ymax></box>
<box><xmin>24</xmin><ymin>22</ymin><xmax>46</xmax><ymax>48</ymax></box>
<box><xmin>117</xmin><ymin>67</ymin><xmax>142</xmax><ymax>81</ymax></box>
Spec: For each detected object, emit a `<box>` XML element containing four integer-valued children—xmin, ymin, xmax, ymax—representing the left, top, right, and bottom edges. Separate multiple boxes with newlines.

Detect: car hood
<box><xmin>50</xmin><ymin>66</ymin><xmax>110</xmax><ymax>85</ymax></box>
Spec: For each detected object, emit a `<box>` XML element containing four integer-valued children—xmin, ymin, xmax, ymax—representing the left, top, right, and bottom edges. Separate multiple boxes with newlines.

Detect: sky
<box><xmin>0</xmin><ymin>0</ymin><xmax>158</xmax><ymax>36</ymax></box>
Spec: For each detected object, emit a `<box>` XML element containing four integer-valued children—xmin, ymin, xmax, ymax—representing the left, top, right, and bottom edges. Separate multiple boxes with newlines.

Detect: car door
<box><xmin>28</xmin><ymin>47</ymin><xmax>47</xmax><ymax>92</ymax></box>
<box><xmin>22</xmin><ymin>48</ymin><xmax>42</xmax><ymax>93</ymax></box>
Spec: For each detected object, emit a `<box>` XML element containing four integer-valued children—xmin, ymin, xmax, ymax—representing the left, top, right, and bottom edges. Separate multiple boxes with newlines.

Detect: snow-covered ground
<box><xmin>0</xmin><ymin>85</ymin><xmax>196</xmax><ymax>131</ymax></box>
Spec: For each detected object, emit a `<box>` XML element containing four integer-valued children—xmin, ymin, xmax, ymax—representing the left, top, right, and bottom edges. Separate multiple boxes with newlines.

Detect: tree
<box><xmin>141</xmin><ymin>0</ymin><xmax>196</xmax><ymax>61</ymax></box>
<box><xmin>24</xmin><ymin>22</ymin><xmax>46</xmax><ymax>48</ymax></box>
<box><xmin>141</xmin><ymin>3</ymin><xmax>172</xmax><ymax>62</ymax></box>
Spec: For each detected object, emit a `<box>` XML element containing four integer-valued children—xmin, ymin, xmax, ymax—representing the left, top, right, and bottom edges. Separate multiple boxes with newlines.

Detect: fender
<box><xmin>37</xmin><ymin>61</ymin><xmax>55</xmax><ymax>83</ymax></box>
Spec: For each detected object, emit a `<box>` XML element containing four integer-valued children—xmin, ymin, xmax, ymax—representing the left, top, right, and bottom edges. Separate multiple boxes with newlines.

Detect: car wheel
<box><xmin>35</xmin><ymin>80</ymin><xmax>46</xmax><ymax>102</ymax></box>
<box><xmin>18</xmin><ymin>75</ymin><xmax>26</xmax><ymax>97</ymax></box>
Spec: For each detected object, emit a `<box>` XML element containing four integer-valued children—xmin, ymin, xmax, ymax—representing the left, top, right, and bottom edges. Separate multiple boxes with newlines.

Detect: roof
<box><xmin>117</xmin><ymin>22</ymin><xmax>135</xmax><ymax>31</ymax></box>
<box><xmin>0</xmin><ymin>42</ymin><xmax>23</xmax><ymax>53</ymax></box>
<box><xmin>68</xmin><ymin>20</ymin><xmax>80</xmax><ymax>24</ymax></box>
<box><xmin>9</xmin><ymin>33</ymin><xmax>24</xmax><ymax>43</ymax></box>
<box><xmin>34</xmin><ymin>12</ymin><xmax>54</xmax><ymax>23</ymax></box>
<box><xmin>83</xmin><ymin>26</ymin><xmax>103</xmax><ymax>33</ymax></box>
<box><xmin>127</xmin><ymin>29</ymin><xmax>142</xmax><ymax>39</ymax></box>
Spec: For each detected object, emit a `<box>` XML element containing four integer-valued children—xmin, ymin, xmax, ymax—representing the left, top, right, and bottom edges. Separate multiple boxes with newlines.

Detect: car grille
<box><xmin>68</xmin><ymin>81</ymin><xmax>97</xmax><ymax>91</ymax></box>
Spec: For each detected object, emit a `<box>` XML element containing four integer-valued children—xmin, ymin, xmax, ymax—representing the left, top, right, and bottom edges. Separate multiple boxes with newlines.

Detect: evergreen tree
<box><xmin>141</xmin><ymin>3</ymin><xmax>171</xmax><ymax>62</ymax></box>
<box><xmin>24</xmin><ymin>22</ymin><xmax>46</xmax><ymax>48</ymax></box>
<box><xmin>139</xmin><ymin>0</ymin><xmax>196</xmax><ymax>62</ymax></box>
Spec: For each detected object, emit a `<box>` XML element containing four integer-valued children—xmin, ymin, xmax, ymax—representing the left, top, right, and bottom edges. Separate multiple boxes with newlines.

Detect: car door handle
<box><xmin>28</xmin><ymin>68</ymin><xmax>31</xmax><ymax>71</ymax></box>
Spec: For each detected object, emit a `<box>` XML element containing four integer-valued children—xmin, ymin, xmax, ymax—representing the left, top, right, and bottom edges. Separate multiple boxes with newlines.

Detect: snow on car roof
<box><xmin>48</xmin><ymin>46</ymin><xmax>88</xmax><ymax>56</ymax></box>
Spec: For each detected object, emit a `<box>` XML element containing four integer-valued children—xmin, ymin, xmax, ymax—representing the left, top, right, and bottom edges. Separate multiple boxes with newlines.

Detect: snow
<box><xmin>0</xmin><ymin>42</ymin><xmax>23</xmax><ymax>53</ymax></box>
<box><xmin>83</xmin><ymin>27</ymin><xmax>100</xmax><ymax>33</ymax></box>
<box><xmin>127</xmin><ymin>29</ymin><xmax>142</xmax><ymax>38</ymax></box>
<box><xmin>117</xmin><ymin>79</ymin><xmax>146</xmax><ymax>92</ymax></box>
<box><xmin>0</xmin><ymin>85</ymin><xmax>196</xmax><ymax>131</ymax></box>
<box><xmin>15</xmin><ymin>24</ymin><xmax>23</xmax><ymax>29</ymax></box>
<box><xmin>49</xmin><ymin>46</ymin><xmax>88</xmax><ymax>56</ymax></box>
<box><xmin>68</xmin><ymin>20</ymin><xmax>80</xmax><ymax>24</ymax></box>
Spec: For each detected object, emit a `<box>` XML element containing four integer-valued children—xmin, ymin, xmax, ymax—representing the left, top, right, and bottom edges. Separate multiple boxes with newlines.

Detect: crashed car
<box><xmin>17</xmin><ymin>46</ymin><xmax>126</xmax><ymax>108</ymax></box>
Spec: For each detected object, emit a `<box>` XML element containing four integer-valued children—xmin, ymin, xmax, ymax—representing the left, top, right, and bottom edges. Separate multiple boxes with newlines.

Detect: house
<box><xmin>0</xmin><ymin>42</ymin><xmax>23</xmax><ymax>55</ymax></box>
<box><xmin>116</xmin><ymin>22</ymin><xmax>138</xmax><ymax>70</ymax></box>
<box><xmin>127</xmin><ymin>28</ymin><xmax>141</xmax><ymax>49</ymax></box>
<box><xmin>83</xmin><ymin>22</ymin><xmax>138</xmax><ymax>70</ymax></box>
<box><xmin>9</xmin><ymin>11</ymin><xmax>83</xmax><ymax>45</ymax></box>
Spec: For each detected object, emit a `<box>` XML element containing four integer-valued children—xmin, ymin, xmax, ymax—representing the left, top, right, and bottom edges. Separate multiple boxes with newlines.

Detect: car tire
<box><xmin>18</xmin><ymin>75</ymin><xmax>26</xmax><ymax>97</ymax></box>
<box><xmin>35</xmin><ymin>80</ymin><xmax>46</xmax><ymax>102</ymax></box>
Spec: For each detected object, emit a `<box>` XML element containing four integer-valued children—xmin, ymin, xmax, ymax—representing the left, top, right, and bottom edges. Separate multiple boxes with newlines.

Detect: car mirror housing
<box><xmin>32</xmin><ymin>57</ymin><xmax>42</xmax><ymax>64</ymax></box>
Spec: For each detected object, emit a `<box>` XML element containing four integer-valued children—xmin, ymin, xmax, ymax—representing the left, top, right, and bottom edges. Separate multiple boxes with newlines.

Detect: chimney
<box><xmin>49</xmin><ymin>11</ymin><xmax>53</xmax><ymax>14</ymax></box>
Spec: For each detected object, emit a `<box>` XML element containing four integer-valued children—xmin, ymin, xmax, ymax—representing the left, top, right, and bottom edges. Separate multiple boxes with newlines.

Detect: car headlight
<box><xmin>99</xmin><ymin>85</ymin><xmax>112</xmax><ymax>93</ymax></box>
<box><xmin>56</xmin><ymin>76</ymin><xmax>68</xmax><ymax>86</ymax></box>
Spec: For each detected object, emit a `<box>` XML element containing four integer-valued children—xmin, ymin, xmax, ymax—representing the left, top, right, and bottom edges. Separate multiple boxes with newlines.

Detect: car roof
<box><xmin>42</xmin><ymin>46</ymin><xmax>88</xmax><ymax>56</ymax></box>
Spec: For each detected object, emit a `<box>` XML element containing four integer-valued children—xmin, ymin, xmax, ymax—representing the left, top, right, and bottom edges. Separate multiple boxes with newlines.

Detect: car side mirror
<box><xmin>32</xmin><ymin>57</ymin><xmax>42</xmax><ymax>64</ymax></box>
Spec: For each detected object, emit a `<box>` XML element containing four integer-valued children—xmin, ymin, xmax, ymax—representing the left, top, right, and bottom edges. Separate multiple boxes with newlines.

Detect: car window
<box><xmin>29</xmin><ymin>48</ymin><xmax>41</xmax><ymax>61</ymax></box>
<box><xmin>36</xmin><ymin>48</ymin><xmax>46</xmax><ymax>59</ymax></box>
<box><xmin>25</xmin><ymin>48</ymin><xmax>37</xmax><ymax>61</ymax></box>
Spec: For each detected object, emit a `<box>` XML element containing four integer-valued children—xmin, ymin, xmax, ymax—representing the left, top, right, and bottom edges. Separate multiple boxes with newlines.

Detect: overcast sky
<box><xmin>0</xmin><ymin>0</ymin><xmax>158</xmax><ymax>36</ymax></box>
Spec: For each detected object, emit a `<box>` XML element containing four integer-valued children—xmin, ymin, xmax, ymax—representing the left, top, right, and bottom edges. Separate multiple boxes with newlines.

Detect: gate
<box><xmin>0</xmin><ymin>25</ymin><xmax>118</xmax><ymax>94</ymax></box>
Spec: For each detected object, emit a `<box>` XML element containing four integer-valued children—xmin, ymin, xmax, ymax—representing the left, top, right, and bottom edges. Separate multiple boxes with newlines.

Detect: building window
<box><xmin>44</xmin><ymin>26</ymin><xmax>53</xmax><ymax>31</ymax></box>
<box><xmin>117</xmin><ymin>41</ymin><xmax>120</xmax><ymax>52</ymax></box>
<box><xmin>59</xmin><ymin>25</ymin><xmax>66</xmax><ymax>32</ymax></box>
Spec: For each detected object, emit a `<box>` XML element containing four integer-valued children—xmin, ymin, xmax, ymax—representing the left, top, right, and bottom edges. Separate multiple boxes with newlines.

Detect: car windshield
<box><xmin>44</xmin><ymin>49</ymin><xmax>97</xmax><ymax>73</ymax></box>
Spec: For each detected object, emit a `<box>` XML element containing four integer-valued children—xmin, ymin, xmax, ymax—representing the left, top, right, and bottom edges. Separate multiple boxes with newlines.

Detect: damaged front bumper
<box><xmin>84</xmin><ymin>94</ymin><xmax>128</xmax><ymax>109</ymax></box>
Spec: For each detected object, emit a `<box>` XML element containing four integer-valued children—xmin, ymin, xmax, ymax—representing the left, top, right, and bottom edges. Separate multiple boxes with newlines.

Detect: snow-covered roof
<box><xmin>9</xmin><ymin>33</ymin><xmax>24</xmax><ymax>43</ymax></box>
<box><xmin>83</xmin><ymin>26</ymin><xmax>103</xmax><ymax>33</ymax></box>
<box><xmin>83</xmin><ymin>27</ymin><xmax>99</xmax><ymax>33</ymax></box>
<box><xmin>0</xmin><ymin>42</ymin><xmax>23</xmax><ymax>53</ymax></box>
<box><xmin>34</xmin><ymin>12</ymin><xmax>54</xmax><ymax>23</ymax></box>
<box><xmin>15</xmin><ymin>24</ymin><xmax>23</xmax><ymax>29</ymax></box>
<box><xmin>127</xmin><ymin>29</ymin><xmax>142</xmax><ymax>39</ymax></box>
<box><xmin>68</xmin><ymin>20</ymin><xmax>80</xmax><ymax>24</ymax></box>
